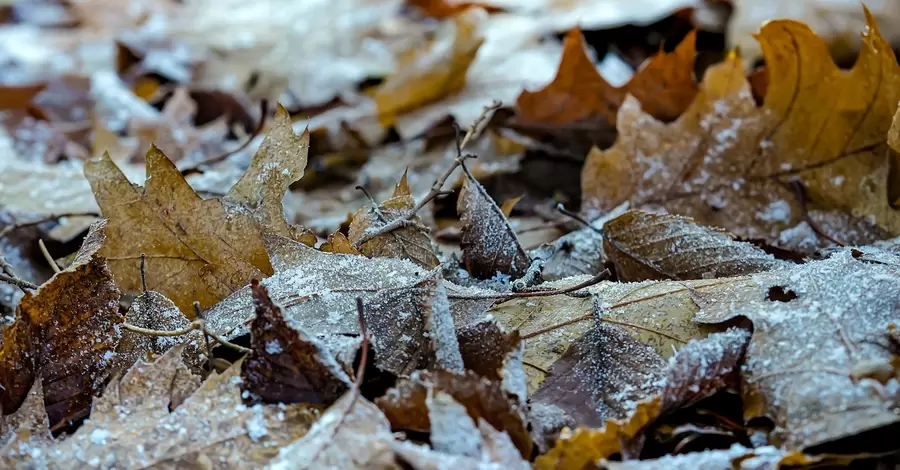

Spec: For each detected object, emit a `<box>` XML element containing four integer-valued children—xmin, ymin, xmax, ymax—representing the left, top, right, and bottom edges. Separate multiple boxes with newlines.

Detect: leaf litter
<box><xmin>1</xmin><ymin>2</ymin><xmax>900</xmax><ymax>469</ymax></box>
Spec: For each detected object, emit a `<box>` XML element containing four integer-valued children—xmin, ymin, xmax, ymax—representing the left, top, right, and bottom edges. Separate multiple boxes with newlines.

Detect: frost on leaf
<box><xmin>241</xmin><ymin>281</ymin><xmax>352</xmax><ymax>405</ymax></box>
<box><xmin>582</xmin><ymin>12</ymin><xmax>900</xmax><ymax>252</ymax></box>
<box><xmin>116</xmin><ymin>290</ymin><xmax>196</xmax><ymax>367</ymax></box>
<box><xmin>456</xmin><ymin>321</ymin><xmax>526</xmax><ymax>404</ymax></box>
<box><xmin>0</xmin><ymin>379</ymin><xmax>51</xmax><ymax>462</ymax></box>
<box><xmin>348</xmin><ymin>171</ymin><xmax>440</xmax><ymax>269</ymax></box>
<box><xmin>24</xmin><ymin>354</ymin><xmax>316</xmax><ymax>469</ymax></box>
<box><xmin>84</xmin><ymin>105</ymin><xmax>314</xmax><ymax>315</ymax></box>
<box><xmin>603</xmin><ymin>210</ymin><xmax>789</xmax><ymax>281</ymax></box>
<box><xmin>0</xmin><ymin>221</ymin><xmax>121</xmax><ymax>428</ymax></box>
<box><xmin>376</xmin><ymin>369</ymin><xmax>532</xmax><ymax>458</ymax></box>
<box><xmin>517</xmin><ymin>28</ymin><xmax>696</xmax><ymax>126</ymax></box>
<box><xmin>266</xmin><ymin>393</ymin><xmax>397</xmax><ymax>470</ymax></box>
<box><xmin>695</xmin><ymin>249</ymin><xmax>900</xmax><ymax>449</ymax></box>
<box><xmin>205</xmin><ymin>235</ymin><xmax>461</xmax><ymax>377</ymax></box>
<box><xmin>598</xmin><ymin>444</ymin><xmax>840</xmax><ymax>470</ymax></box>
<box><xmin>457</xmin><ymin>167</ymin><xmax>531</xmax><ymax>279</ymax></box>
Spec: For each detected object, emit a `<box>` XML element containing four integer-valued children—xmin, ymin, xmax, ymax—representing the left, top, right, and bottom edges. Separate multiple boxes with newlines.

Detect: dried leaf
<box><xmin>116</xmin><ymin>290</ymin><xmax>195</xmax><ymax>366</ymax></box>
<box><xmin>85</xmin><ymin>106</ymin><xmax>313</xmax><ymax>315</ymax></box>
<box><xmin>205</xmin><ymin>235</ymin><xmax>461</xmax><ymax>376</ymax></box>
<box><xmin>266</xmin><ymin>393</ymin><xmax>398</xmax><ymax>470</ymax></box>
<box><xmin>457</xmin><ymin>168</ymin><xmax>531</xmax><ymax>279</ymax></box>
<box><xmin>319</xmin><ymin>232</ymin><xmax>362</xmax><ymax>255</ymax></box>
<box><xmin>376</xmin><ymin>369</ymin><xmax>532</xmax><ymax>458</ymax></box>
<box><xmin>603</xmin><ymin>210</ymin><xmax>790</xmax><ymax>281</ymax></box>
<box><xmin>348</xmin><ymin>175</ymin><xmax>440</xmax><ymax>269</ymax></box>
<box><xmin>598</xmin><ymin>445</ymin><xmax>847</xmax><ymax>470</ymax></box>
<box><xmin>583</xmin><ymin>12</ymin><xmax>900</xmax><ymax>252</ymax></box>
<box><xmin>695</xmin><ymin>250</ymin><xmax>900</xmax><ymax>449</ymax></box>
<box><xmin>242</xmin><ymin>281</ymin><xmax>352</xmax><ymax>405</ymax></box>
<box><xmin>374</xmin><ymin>8</ymin><xmax>485</xmax><ymax>126</ymax></box>
<box><xmin>0</xmin><ymin>379</ymin><xmax>50</xmax><ymax>446</ymax></box>
<box><xmin>517</xmin><ymin>28</ymin><xmax>696</xmax><ymax>126</ymax></box>
<box><xmin>0</xmin><ymin>221</ymin><xmax>121</xmax><ymax>427</ymax></box>
<box><xmin>23</xmin><ymin>352</ymin><xmax>316</xmax><ymax>469</ymax></box>
<box><xmin>456</xmin><ymin>321</ymin><xmax>527</xmax><ymax>405</ymax></box>
<box><xmin>0</xmin><ymin>84</ymin><xmax>46</xmax><ymax>110</ymax></box>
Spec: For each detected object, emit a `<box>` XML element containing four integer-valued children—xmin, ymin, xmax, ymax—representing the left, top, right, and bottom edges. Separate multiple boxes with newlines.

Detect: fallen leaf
<box><xmin>115</xmin><ymin>289</ymin><xmax>196</xmax><ymax>367</ymax></box>
<box><xmin>597</xmin><ymin>445</ymin><xmax>848</xmax><ymax>470</ymax></box>
<box><xmin>319</xmin><ymin>232</ymin><xmax>362</xmax><ymax>255</ymax></box>
<box><xmin>603</xmin><ymin>210</ymin><xmax>790</xmax><ymax>281</ymax></box>
<box><xmin>457</xmin><ymin>166</ymin><xmax>531</xmax><ymax>279</ymax></box>
<box><xmin>376</xmin><ymin>369</ymin><xmax>532</xmax><ymax>458</ymax></box>
<box><xmin>85</xmin><ymin>105</ymin><xmax>313</xmax><ymax>315</ymax></box>
<box><xmin>695</xmin><ymin>249</ymin><xmax>900</xmax><ymax>449</ymax></box>
<box><xmin>348</xmin><ymin>172</ymin><xmax>440</xmax><ymax>269</ymax></box>
<box><xmin>0</xmin><ymin>379</ymin><xmax>50</xmax><ymax>445</ymax></box>
<box><xmin>582</xmin><ymin>12</ymin><xmax>900</xmax><ymax>252</ymax></box>
<box><xmin>516</xmin><ymin>28</ymin><xmax>696</xmax><ymax>126</ymax></box>
<box><xmin>0</xmin><ymin>84</ymin><xmax>46</xmax><ymax>110</ymax></box>
<box><xmin>0</xmin><ymin>221</ymin><xmax>121</xmax><ymax>427</ymax></box>
<box><xmin>242</xmin><ymin>280</ymin><xmax>352</xmax><ymax>405</ymax></box>
<box><xmin>205</xmin><ymin>235</ymin><xmax>462</xmax><ymax>376</ymax></box>
<box><xmin>265</xmin><ymin>393</ymin><xmax>398</xmax><ymax>469</ymax></box>
<box><xmin>22</xmin><ymin>350</ymin><xmax>316</xmax><ymax>469</ymax></box>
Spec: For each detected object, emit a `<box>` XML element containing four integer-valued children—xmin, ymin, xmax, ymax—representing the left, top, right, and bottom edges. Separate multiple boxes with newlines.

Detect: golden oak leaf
<box><xmin>516</xmin><ymin>28</ymin><xmax>696</xmax><ymax>126</ymax></box>
<box><xmin>0</xmin><ymin>221</ymin><xmax>121</xmax><ymax>428</ymax></box>
<box><xmin>582</xmin><ymin>11</ymin><xmax>900</xmax><ymax>252</ymax></box>
<box><xmin>373</xmin><ymin>7</ymin><xmax>485</xmax><ymax>126</ymax></box>
<box><xmin>319</xmin><ymin>232</ymin><xmax>362</xmax><ymax>255</ymax></box>
<box><xmin>85</xmin><ymin>105</ymin><xmax>314</xmax><ymax>315</ymax></box>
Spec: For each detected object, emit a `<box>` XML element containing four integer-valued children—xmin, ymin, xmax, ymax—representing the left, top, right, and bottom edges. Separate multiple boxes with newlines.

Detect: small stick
<box><xmin>355</xmin><ymin>185</ymin><xmax>379</xmax><ymax>208</ymax></box>
<box><xmin>557</xmin><ymin>204</ymin><xmax>603</xmax><ymax>235</ymax></box>
<box><xmin>38</xmin><ymin>239</ymin><xmax>60</xmax><ymax>273</ymax></box>
<box><xmin>448</xmin><ymin>269</ymin><xmax>609</xmax><ymax>301</ymax></box>
<box><xmin>0</xmin><ymin>253</ymin><xmax>29</xmax><ymax>293</ymax></box>
<box><xmin>180</xmin><ymin>100</ymin><xmax>269</xmax><ymax>176</ymax></box>
<box><xmin>195</xmin><ymin>301</ymin><xmax>214</xmax><ymax>373</ymax></box>
<box><xmin>0</xmin><ymin>212</ymin><xmax>99</xmax><ymax>240</ymax></box>
<box><xmin>459</xmin><ymin>100</ymin><xmax>501</xmax><ymax>150</ymax></box>
<box><xmin>0</xmin><ymin>272</ymin><xmax>38</xmax><ymax>290</ymax></box>
<box><xmin>139</xmin><ymin>253</ymin><xmax>147</xmax><ymax>293</ymax></box>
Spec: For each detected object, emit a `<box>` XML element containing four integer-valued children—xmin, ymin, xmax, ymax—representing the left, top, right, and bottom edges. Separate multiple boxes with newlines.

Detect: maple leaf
<box><xmin>348</xmin><ymin>172</ymin><xmax>440</xmax><ymax>269</ymax></box>
<box><xmin>0</xmin><ymin>221</ymin><xmax>120</xmax><ymax>428</ymax></box>
<box><xmin>457</xmin><ymin>165</ymin><xmax>531</xmax><ymax>279</ymax></box>
<box><xmin>603</xmin><ymin>210</ymin><xmax>790</xmax><ymax>281</ymax></box>
<box><xmin>85</xmin><ymin>105</ymin><xmax>314</xmax><ymax>315</ymax></box>
<box><xmin>204</xmin><ymin>234</ymin><xmax>463</xmax><ymax>376</ymax></box>
<box><xmin>582</xmin><ymin>11</ymin><xmax>900</xmax><ymax>252</ymax></box>
<box><xmin>516</xmin><ymin>28</ymin><xmax>697</xmax><ymax>126</ymax></box>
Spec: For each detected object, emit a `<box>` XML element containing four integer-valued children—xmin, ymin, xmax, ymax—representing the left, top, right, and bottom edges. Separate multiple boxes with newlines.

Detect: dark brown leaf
<box><xmin>242</xmin><ymin>281</ymin><xmax>351</xmax><ymax>405</ymax></box>
<box><xmin>375</xmin><ymin>369</ymin><xmax>532</xmax><ymax>458</ymax></box>
<box><xmin>457</xmin><ymin>167</ymin><xmax>531</xmax><ymax>279</ymax></box>
<box><xmin>604</xmin><ymin>210</ymin><xmax>789</xmax><ymax>281</ymax></box>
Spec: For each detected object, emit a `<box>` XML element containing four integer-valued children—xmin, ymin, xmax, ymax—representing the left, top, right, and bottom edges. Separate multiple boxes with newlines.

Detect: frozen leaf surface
<box><xmin>603</xmin><ymin>210</ymin><xmax>790</xmax><ymax>281</ymax></box>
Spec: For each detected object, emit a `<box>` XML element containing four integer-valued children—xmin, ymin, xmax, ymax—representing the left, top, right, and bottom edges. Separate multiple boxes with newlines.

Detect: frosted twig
<box><xmin>0</xmin><ymin>272</ymin><xmax>38</xmax><ymax>290</ymax></box>
<box><xmin>448</xmin><ymin>269</ymin><xmax>610</xmax><ymax>301</ymax></box>
<box><xmin>121</xmin><ymin>318</ymin><xmax>252</xmax><ymax>354</ymax></box>
<box><xmin>353</xmin><ymin>103</ymin><xmax>500</xmax><ymax>247</ymax></box>
<box><xmin>0</xmin><ymin>211</ymin><xmax>100</xmax><ymax>240</ymax></box>
<box><xmin>180</xmin><ymin>100</ymin><xmax>269</xmax><ymax>176</ymax></box>
<box><xmin>38</xmin><ymin>239</ymin><xmax>60</xmax><ymax>273</ymax></box>
<box><xmin>557</xmin><ymin>203</ymin><xmax>603</xmax><ymax>235</ymax></box>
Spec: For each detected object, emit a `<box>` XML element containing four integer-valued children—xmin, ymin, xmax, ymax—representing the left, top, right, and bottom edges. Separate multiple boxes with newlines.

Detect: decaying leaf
<box><xmin>457</xmin><ymin>166</ymin><xmax>531</xmax><ymax>279</ymax></box>
<box><xmin>265</xmin><ymin>393</ymin><xmax>397</xmax><ymax>469</ymax></box>
<box><xmin>695</xmin><ymin>249</ymin><xmax>900</xmax><ymax>449</ymax></box>
<box><xmin>348</xmin><ymin>172</ymin><xmax>440</xmax><ymax>269</ymax></box>
<box><xmin>17</xmin><ymin>349</ymin><xmax>316</xmax><ymax>469</ymax></box>
<box><xmin>205</xmin><ymin>235</ymin><xmax>462</xmax><ymax>376</ymax></box>
<box><xmin>319</xmin><ymin>232</ymin><xmax>362</xmax><ymax>255</ymax></box>
<box><xmin>583</xmin><ymin>12</ymin><xmax>900</xmax><ymax>252</ymax></box>
<box><xmin>242</xmin><ymin>281</ymin><xmax>352</xmax><ymax>405</ymax></box>
<box><xmin>0</xmin><ymin>221</ymin><xmax>121</xmax><ymax>427</ymax></box>
<box><xmin>598</xmin><ymin>444</ymin><xmax>849</xmax><ymax>470</ymax></box>
<box><xmin>517</xmin><ymin>28</ymin><xmax>696</xmax><ymax>126</ymax></box>
<box><xmin>85</xmin><ymin>105</ymin><xmax>313</xmax><ymax>315</ymax></box>
<box><xmin>376</xmin><ymin>369</ymin><xmax>532</xmax><ymax>458</ymax></box>
<box><xmin>603</xmin><ymin>210</ymin><xmax>790</xmax><ymax>281</ymax></box>
<box><xmin>0</xmin><ymin>379</ymin><xmax>50</xmax><ymax>454</ymax></box>
<box><xmin>116</xmin><ymin>290</ymin><xmax>195</xmax><ymax>366</ymax></box>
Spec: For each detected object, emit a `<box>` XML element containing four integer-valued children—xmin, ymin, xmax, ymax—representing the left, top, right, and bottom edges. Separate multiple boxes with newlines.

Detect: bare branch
<box><xmin>0</xmin><ymin>272</ymin><xmax>38</xmax><ymax>290</ymax></box>
<box><xmin>180</xmin><ymin>100</ymin><xmax>269</xmax><ymax>176</ymax></box>
<box><xmin>448</xmin><ymin>269</ymin><xmax>610</xmax><ymax>301</ymax></box>
<box><xmin>0</xmin><ymin>212</ymin><xmax>100</xmax><ymax>240</ymax></box>
<box><xmin>38</xmin><ymin>239</ymin><xmax>60</xmax><ymax>273</ymax></box>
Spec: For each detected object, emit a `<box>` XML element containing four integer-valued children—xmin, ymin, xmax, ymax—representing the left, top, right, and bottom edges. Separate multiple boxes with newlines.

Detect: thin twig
<box><xmin>557</xmin><ymin>203</ymin><xmax>603</xmax><ymax>235</ymax></box>
<box><xmin>121</xmin><ymin>317</ymin><xmax>252</xmax><ymax>354</ymax></box>
<box><xmin>180</xmin><ymin>100</ymin><xmax>269</xmax><ymax>176</ymax></box>
<box><xmin>39</xmin><ymin>239</ymin><xmax>60</xmax><ymax>273</ymax></box>
<box><xmin>352</xmin><ymin>103</ymin><xmax>500</xmax><ymax>248</ymax></box>
<box><xmin>196</xmin><ymin>301</ymin><xmax>214</xmax><ymax>373</ymax></box>
<box><xmin>140</xmin><ymin>253</ymin><xmax>147</xmax><ymax>293</ymax></box>
<box><xmin>448</xmin><ymin>269</ymin><xmax>609</xmax><ymax>301</ymax></box>
<box><xmin>0</xmin><ymin>272</ymin><xmax>38</xmax><ymax>290</ymax></box>
<box><xmin>0</xmin><ymin>212</ymin><xmax>100</xmax><ymax>240</ymax></box>
<box><xmin>0</xmin><ymin>253</ymin><xmax>29</xmax><ymax>293</ymax></box>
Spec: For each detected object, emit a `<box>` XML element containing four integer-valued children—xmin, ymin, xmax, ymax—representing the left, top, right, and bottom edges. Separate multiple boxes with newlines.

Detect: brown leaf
<box><xmin>116</xmin><ymin>290</ymin><xmax>195</xmax><ymax>367</ymax></box>
<box><xmin>456</xmin><ymin>320</ymin><xmax>527</xmax><ymax>405</ymax></box>
<box><xmin>266</xmin><ymin>393</ymin><xmax>399</xmax><ymax>469</ymax></box>
<box><xmin>0</xmin><ymin>84</ymin><xmax>46</xmax><ymax>110</ymax></box>
<box><xmin>583</xmin><ymin>12</ymin><xmax>900</xmax><ymax>253</ymax></box>
<box><xmin>319</xmin><ymin>232</ymin><xmax>362</xmax><ymax>255</ymax></box>
<box><xmin>457</xmin><ymin>167</ymin><xmax>531</xmax><ymax>279</ymax></box>
<box><xmin>242</xmin><ymin>281</ymin><xmax>351</xmax><ymax>405</ymax></box>
<box><xmin>21</xmin><ymin>351</ymin><xmax>316</xmax><ymax>469</ymax></box>
<box><xmin>348</xmin><ymin>173</ymin><xmax>440</xmax><ymax>269</ymax></box>
<box><xmin>603</xmin><ymin>210</ymin><xmax>790</xmax><ymax>281</ymax></box>
<box><xmin>376</xmin><ymin>369</ymin><xmax>532</xmax><ymax>458</ymax></box>
<box><xmin>85</xmin><ymin>105</ymin><xmax>313</xmax><ymax>315</ymax></box>
<box><xmin>0</xmin><ymin>379</ymin><xmax>50</xmax><ymax>445</ymax></box>
<box><xmin>516</xmin><ymin>28</ymin><xmax>696</xmax><ymax>126</ymax></box>
<box><xmin>205</xmin><ymin>235</ymin><xmax>462</xmax><ymax>377</ymax></box>
<box><xmin>598</xmin><ymin>445</ymin><xmax>849</xmax><ymax>470</ymax></box>
<box><xmin>695</xmin><ymin>249</ymin><xmax>900</xmax><ymax>449</ymax></box>
<box><xmin>0</xmin><ymin>221</ymin><xmax>121</xmax><ymax>427</ymax></box>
